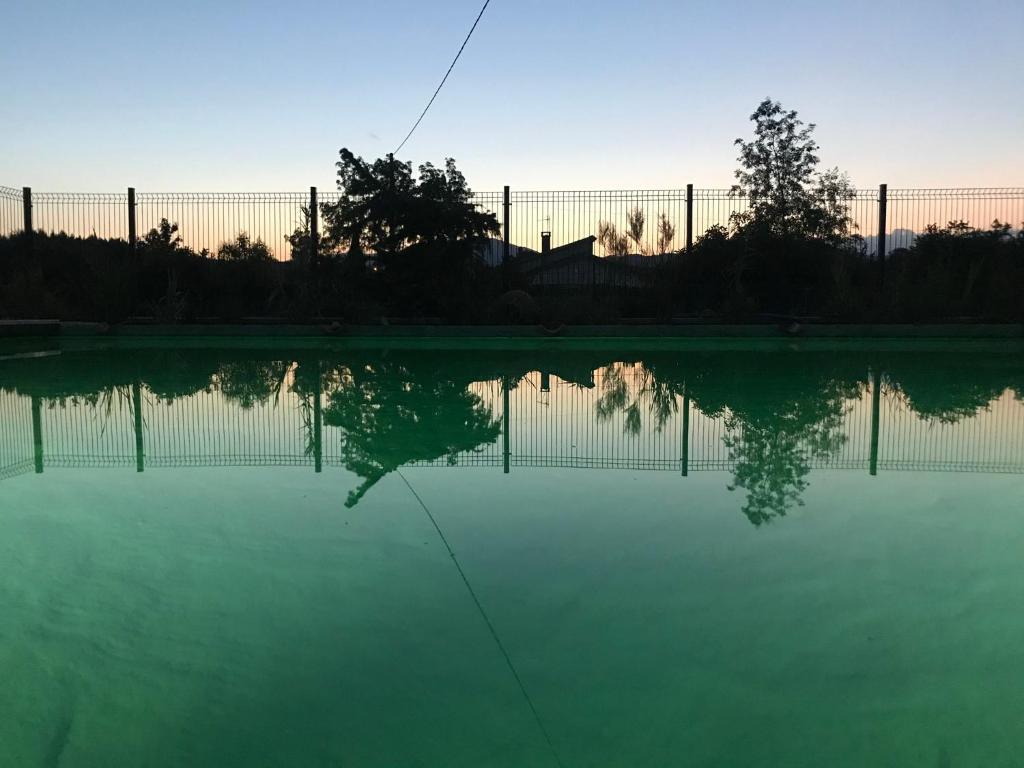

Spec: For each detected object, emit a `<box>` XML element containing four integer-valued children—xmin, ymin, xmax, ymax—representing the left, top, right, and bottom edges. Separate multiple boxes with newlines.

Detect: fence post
<box><xmin>22</xmin><ymin>187</ymin><xmax>32</xmax><ymax>249</ymax></box>
<box><xmin>502</xmin><ymin>185</ymin><xmax>511</xmax><ymax>268</ymax></box>
<box><xmin>685</xmin><ymin>184</ymin><xmax>694</xmax><ymax>251</ymax></box>
<box><xmin>128</xmin><ymin>187</ymin><xmax>137</xmax><ymax>253</ymax></box>
<box><xmin>309</xmin><ymin>186</ymin><xmax>319</xmax><ymax>268</ymax></box>
<box><xmin>877</xmin><ymin>184</ymin><xmax>887</xmax><ymax>281</ymax></box>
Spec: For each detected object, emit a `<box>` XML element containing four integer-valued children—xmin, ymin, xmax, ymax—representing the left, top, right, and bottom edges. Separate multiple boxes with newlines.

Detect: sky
<box><xmin>2</xmin><ymin>0</ymin><xmax>1022</xmax><ymax>192</ymax></box>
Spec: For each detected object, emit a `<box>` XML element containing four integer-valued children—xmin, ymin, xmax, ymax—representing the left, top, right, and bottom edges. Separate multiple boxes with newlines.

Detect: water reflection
<box><xmin>2</xmin><ymin>343</ymin><xmax>1023</xmax><ymax>525</ymax></box>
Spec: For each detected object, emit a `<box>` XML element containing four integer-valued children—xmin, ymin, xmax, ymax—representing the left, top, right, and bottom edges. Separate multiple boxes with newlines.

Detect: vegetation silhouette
<box><xmin>3</xmin><ymin>101</ymin><xmax>1022</xmax><ymax>324</ymax></box>
<box><xmin>216</xmin><ymin>233</ymin><xmax>273</xmax><ymax>263</ymax></box>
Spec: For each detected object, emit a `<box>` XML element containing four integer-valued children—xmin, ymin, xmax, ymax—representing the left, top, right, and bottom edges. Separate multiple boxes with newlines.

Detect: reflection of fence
<box><xmin>3</xmin><ymin>184</ymin><xmax>1022</xmax><ymax>262</ymax></box>
<box><xmin>6</xmin><ymin>369</ymin><xmax>1019</xmax><ymax>484</ymax></box>
<box><xmin>0</xmin><ymin>390</ymin><xmax>34</xmax><ymax>480</ymax></box>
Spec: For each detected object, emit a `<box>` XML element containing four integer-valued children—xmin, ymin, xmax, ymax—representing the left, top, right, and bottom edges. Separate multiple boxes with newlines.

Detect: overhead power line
<box><xmin>394</xmin><ymin>0</ymin><xmax>493</xmax><ymax>155</ymax></box>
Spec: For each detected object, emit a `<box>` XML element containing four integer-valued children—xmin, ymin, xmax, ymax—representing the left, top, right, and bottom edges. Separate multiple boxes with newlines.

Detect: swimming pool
<box><xmin>2</xmin><ymin>337</ymin><xmax>1023</xmax><ymax>766</ymax></box>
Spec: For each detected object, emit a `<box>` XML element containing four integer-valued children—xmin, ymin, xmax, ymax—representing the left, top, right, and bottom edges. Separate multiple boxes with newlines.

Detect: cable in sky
<box><xmin>393</xmin><ymin>0</ymin><xmax>493</xmax><ymax>155</ymax></box>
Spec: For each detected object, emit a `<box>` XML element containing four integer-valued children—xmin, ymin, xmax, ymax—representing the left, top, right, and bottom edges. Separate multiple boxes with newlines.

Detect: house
<box><xmin>513</xmin><ymin>232</ymin><xmax>648</xmax><ymax>288</ymax></box>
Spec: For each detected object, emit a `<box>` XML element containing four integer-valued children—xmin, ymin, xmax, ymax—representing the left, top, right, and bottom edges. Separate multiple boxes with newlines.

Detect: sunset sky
<box><xmin>2</xmin><ymin>0</ymin><xmax>1022</xmax><ymax>192</ymax></box>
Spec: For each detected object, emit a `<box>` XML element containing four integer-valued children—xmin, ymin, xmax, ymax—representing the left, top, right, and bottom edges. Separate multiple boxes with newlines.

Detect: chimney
<box><xmin>541</xmin><ymin>231</ymin><xmax>551</xmax><ymax>255</ymax></box>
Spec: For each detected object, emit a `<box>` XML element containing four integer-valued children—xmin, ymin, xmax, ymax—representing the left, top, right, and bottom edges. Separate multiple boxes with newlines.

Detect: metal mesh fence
<box><xmin>886</xmin><ymin>188</ymin><xmax>1024</xmax><ymax>252</ymax></box>
<box><xmin>135</xmin><ymin>192</ymin><xmax>308</xmax><ymax>261</ymax></box>
<box><xmin>0</xmin><ymin>186</ymin><xmax>23</xmax><ymax>240</ymax></box>
<box><xmin>32</xmin><ymin>192</ymin><xmax>129</xmax><ymax>242</ymax></box>
<box><xmin>1</xmin><ymin>185</ymin><xmax>1022</xmax><ymax>263</ymax></box>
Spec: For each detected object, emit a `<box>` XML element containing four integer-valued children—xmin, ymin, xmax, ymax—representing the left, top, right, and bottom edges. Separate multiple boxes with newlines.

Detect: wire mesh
<box><xmin>135</xmin><ymin>192</ymin><xmax>308</xmax><ymax>261</ymax></box>
<box><xmin>2</xmin><ymin>184</ymin><xmax>1022</xmax><ymax>264</ymax></box>
<box><xmin>0</xmin><ymin>186</ymin><xmax>25</xmax><ymax>238</ymax></box>
<box><xmin>32</xmin><ymin>191</ymin><xmax>129</xmax><ymax>242</ymax></box>
<box><xmin>885</xmin><ymin>188</ymin><xmax>1024</xmax><ymax>253</ymax></box>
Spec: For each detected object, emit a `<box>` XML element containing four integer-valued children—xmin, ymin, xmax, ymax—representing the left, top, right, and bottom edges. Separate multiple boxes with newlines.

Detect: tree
<box><xmin>656</xmin><ymin>213</ymin><xmax>676</xmax><ymax>254</ymax></box>
<box><xmin>216</xmin><ymin>232</ymin><xmax>273</xmax><ymax>263</ymax></box>
<box><xmin>597</xmin><ymin>221</ymin><xmax>630</xmax><ymax>257</ymax></box>
<box><xmin>138</xmin><ymin>218</ymin><xmax>186</xmax><ymax>255</ymax></box>
<box><xmin>731</xmin><ymin>99</ymin><xmax>855</xmax><ymax>243</ymax></box>
<box><xmin>321</xmin><ymin>149</ymin><xmax>499</xmax><ymax>260</ymax></box>
<box><xmin>598</xmin><ymin>208</ymin><xmax>676</xmax><ymax>257</ymax></box>
<box><xmin>626</xmin><ymin>207</ymin><xmax>646</xmax><ymax>255</ymax></box>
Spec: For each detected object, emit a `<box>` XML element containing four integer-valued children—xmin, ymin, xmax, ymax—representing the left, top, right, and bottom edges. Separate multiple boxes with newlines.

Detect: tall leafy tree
<box><xmin>732</xmin><ymin>99</ymin><xmax>856</xmax><ymax>244</ymax></box>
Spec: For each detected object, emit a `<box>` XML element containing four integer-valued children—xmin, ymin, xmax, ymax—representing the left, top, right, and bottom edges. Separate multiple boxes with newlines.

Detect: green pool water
<box><xmin>1</xmin><ymin>338</ymin><xmax>1023</xmax><ymax>767</ymax></box>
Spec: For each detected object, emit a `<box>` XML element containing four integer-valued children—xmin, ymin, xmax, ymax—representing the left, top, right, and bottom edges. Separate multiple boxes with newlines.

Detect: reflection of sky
<box><xmin>1</xmin><ymin>1</ymin><xmax>1022</xmax><ymax>191</ymax></box>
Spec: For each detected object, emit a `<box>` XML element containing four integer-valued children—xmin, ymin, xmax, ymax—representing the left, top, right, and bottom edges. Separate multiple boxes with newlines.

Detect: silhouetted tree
<box><xmin>138</xmin><ymin>219</ymin><xmax>189</xmax><ymax>256</ymax></box>
<box><xmin>656</xmin><ymin>213</ymin><xmax>676</xmax><ymax>254</ymax></box>
<box><xmin>626</xmin><ymin>208</ymin><xmax>647</xmax><ymax>255</ymax></box>
<box><xmin>321</xmin><ymin>149</ymin><xmax>498</xmax><ymax>260</ymax></box>
<box><xmin>597</xmin><ymin>221</ymin><xmax>630</xmax><ymax>257</ymax></box>
<box><xmin>731</xmin><ymin>99</ymin><xmax>856</xmax><ymax>244</ymax></box>
<box><xmin>217</xmin><ymin>232</ymin><xmax>273</xmax><ymax>263</ymax></box>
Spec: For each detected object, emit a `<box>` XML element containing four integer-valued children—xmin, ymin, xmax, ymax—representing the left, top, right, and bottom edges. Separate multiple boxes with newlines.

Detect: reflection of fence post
<box><xmin>685</xmin><ymin>184</ymin><xmax>694</xmax><ymax>251</ymax></box>
<box><xmin>502</xmin><ymin>376</ymin><xmax>510</xmax><ymax>474</ymax></box>
<box><xmin>133</xmin><ymin>381</ymin><xmax>144</xmax><ymax>473</ymax></box>
<box><xmin>128</xmin><ymin>187</ymin><xmax>137</xmax><ymax>253</ymax></box>
<box><xmin>31</xmin><ymin>395</ymin><xmax>43</xmax><ymax>474</ymax></box>
<box><xmin>877</xmin><ymin>184</ymin><xmax>888</xmax><ymax>282</ymax></box>
<box><xmin>314</xmin><ymin>362</ymin><xmax>323</xmax><ymax>474</ymax></box>
<box><xmin>309</xmin><ymin>186</ymin><xmax>319</xmax><ymax>268</ymax></box>
<box><xmin>681</xmin><ymin>390</ymin><xmax>690</xmax><ymax>476</ymax></box>
<box><xmin>870</xmin><ymin>368</ymin><xmax>881</xmax><ymax>476</ymax></box>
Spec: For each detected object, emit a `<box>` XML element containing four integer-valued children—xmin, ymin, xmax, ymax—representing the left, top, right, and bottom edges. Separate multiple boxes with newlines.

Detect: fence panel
<box><xmin>33</xmin><ymin>192</ymin><xmax>128</xmax><ymax>241</ymax></box>
<box><xmin>0</xmin><ymin>186</ymin><xmax>22</xmax><ymax>238</ymax></box>
<box><xmin>135</xmin><ymin>192</ymin><xmax>308</xmax><ymax>261</ymax></box>
<box><xmin>885</xmin><ymin>188</ymin><xmax>1024</xmax><ymax>252</ymax></box>
<box><xmin>3</xmin><ymin>184</ymin><xmax>1023</xmax><ymax>264</ymax></box>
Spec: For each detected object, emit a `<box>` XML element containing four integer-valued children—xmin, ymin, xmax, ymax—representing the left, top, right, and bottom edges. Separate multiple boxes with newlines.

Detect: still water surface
<box><xmin>1</xmin><ymin>338</ymin><xmax>1023</xmax><ymax>767</ymax></box>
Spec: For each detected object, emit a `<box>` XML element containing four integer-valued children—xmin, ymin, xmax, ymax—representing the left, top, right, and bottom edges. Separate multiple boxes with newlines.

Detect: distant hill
<box><xmin>475</xmin><ymin>237</ymin><xmax>529</xmax><ymax>267</ymax></box>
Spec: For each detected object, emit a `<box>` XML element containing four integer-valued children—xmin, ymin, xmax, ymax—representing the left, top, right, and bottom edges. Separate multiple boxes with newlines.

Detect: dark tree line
<box><xmin>2</xmin><ymin>99</ymin><xmax>1022</xmax><ymax>323</ymax></box>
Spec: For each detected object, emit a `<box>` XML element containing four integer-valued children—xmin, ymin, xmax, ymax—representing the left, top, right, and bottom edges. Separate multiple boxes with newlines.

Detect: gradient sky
<box><xmin>2</xmin><ymin>0</ymin><xmax>1022</xmax><ymax>192</ymax></box>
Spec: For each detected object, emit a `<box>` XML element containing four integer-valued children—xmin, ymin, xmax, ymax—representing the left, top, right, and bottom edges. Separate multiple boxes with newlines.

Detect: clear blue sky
<box><xmin>2</xmin><ymin>0</ymin><xmax>1022</xmax><ymax>191</ymax></box>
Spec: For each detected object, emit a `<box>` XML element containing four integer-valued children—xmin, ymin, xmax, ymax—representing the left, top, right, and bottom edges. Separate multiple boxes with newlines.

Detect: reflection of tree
<box><xmin>598</xmin><ymin>352</ymin><xmax>864</xmax><ymax>526</ymax></box>
<box><xmin>215</xmin><ymin>360</ymin><xmax>290</xmax><ymax>409</ymax></box>
<box><xmin>690</xmin><ymin>361</ymin><xmax>860</xmax><ymax>526</ymax></box>
<box><xmin>723</xmin><ymin>404</ymin><xmax>849</xmax><ymax>525</ymax></box>
<box><xmin>595</xmin><ymin>363</ymin><xmax>679</xmax><ymax>435</ymax></box>
<box><xmin>323</xmin><ymin>358</ymin><xmax>501</xmax><ymax>507</ymax></box>
<box><xmin>883</xmin><ymin>358</ymin><xmax>1007</xmax><ymax>424</ymax></box>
